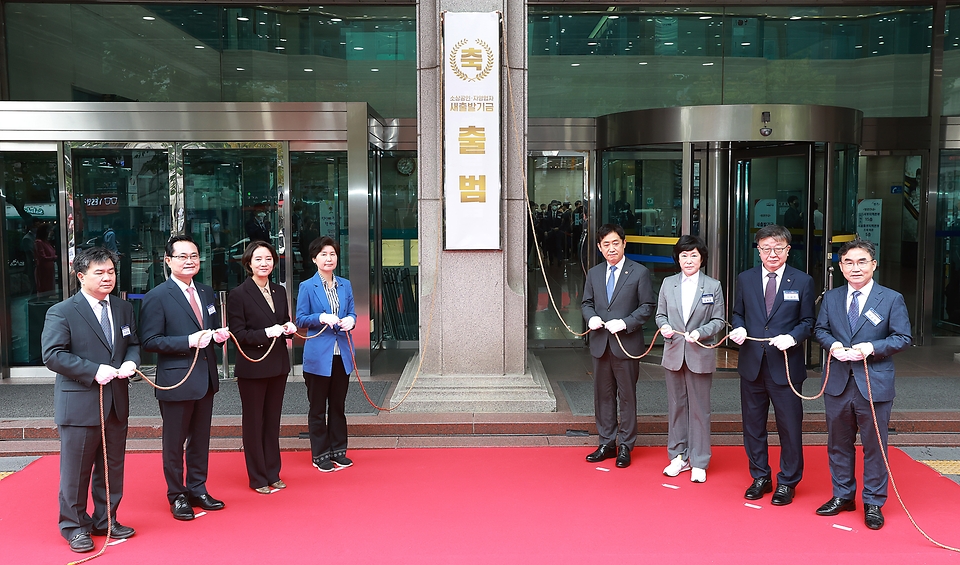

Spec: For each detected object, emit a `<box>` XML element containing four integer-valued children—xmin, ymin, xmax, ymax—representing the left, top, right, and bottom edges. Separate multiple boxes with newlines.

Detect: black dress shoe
<box><xmin>615</xmin><ymin>445</ymin><xmax>631</xmax><ymax>468</ymax></box>
<box><xmin>68</xmin><ymin>532</ymin><xmax>94</xmax><ymax>553</ymax></box>
<box><xmin>864</xmin><ymin>504</ymin><xmax>885</xmax><ymax>530</ymax></box>
<box><xmin>744</xmin><ymin>477</ymin><xmax>773</xmax><ymax>500</ymax></box>
<box><xmin>91</xmin><ymin>523</ymin><xmax>136</xmax><ymax>539</ymax></box>
<box><xmin>188</xmin><ymin>493</ymin><xmax>225</xmax><ymax>511</ymax></box>
<box><xmin>585</xmin><ymin>444</ymin><xmax>617</xmax><ymax>463</ymax></box>
<box><xmin>171</xmin><ymin>494</ymin><xmax>195</xmax><ymax>521</ymax></box>
<box><xmin>771</xmin><ymin>484</ymin><xmax>795</xmax><ymax>506</ymax></box>
<box><xmin>816</xmin><ymin>497</ymin><xmax>856</xmax><ymax>516</ymax></box>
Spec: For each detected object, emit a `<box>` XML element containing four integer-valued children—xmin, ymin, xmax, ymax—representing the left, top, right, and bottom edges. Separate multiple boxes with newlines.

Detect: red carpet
<box><xmin>2</xmin><ymin>446</ymin><xmax>959</xmax><ymax>564</ymax></box>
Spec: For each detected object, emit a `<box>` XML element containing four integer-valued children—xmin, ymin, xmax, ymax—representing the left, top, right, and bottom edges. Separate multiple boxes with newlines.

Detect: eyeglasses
<box><xmin>170</xmin><ymin>254</ymin><xmax>200</xmax><ymax>262</ymax></box>
<box><xmin>840</xmin><ymin>259</ymin><xmax>874</xmax><ymax>268</ymax></box>
<box><xmin>758</xmin><ymin>246</ymin><xmax>788</xmax><ymax>256</ymax></box>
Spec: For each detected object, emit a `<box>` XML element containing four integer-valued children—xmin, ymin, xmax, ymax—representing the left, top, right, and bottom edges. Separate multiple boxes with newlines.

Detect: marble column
<box><xmin>390</xmin><ymin>0</ymin><xmax>555</xmax><ymax>412</ymax></box>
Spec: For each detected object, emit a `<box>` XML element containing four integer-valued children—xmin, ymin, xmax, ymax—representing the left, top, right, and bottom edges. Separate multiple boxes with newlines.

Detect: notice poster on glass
<box><xmin>856</xmin><ymin>198</ymin><xmax>883</xmax><ymax>261</ymax></box>
<box><xmin>443</xmin><ymin>11</ymin><xmax>501</xmax><ymax>250</ymax></box>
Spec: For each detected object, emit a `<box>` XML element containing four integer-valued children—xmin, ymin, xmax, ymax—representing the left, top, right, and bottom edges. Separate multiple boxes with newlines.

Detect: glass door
<box><xmin>180</xmin><ymin>144</ymin><xmax>282</xmax><ymax>292</ymax></box>
<box><xmin>69</xmin><ymin>144</ymin><xmax>172</xmax><ymax>297</ymax></box>
<box><xmin>731</xmin><ymin>144</ymin><xmax>812</xmax><ymax>277</ymax></box>
<box><xmin>1</xmin><ymin>146</ymin><xmax>62</xmax><ymax>366</ymax></box>
<box><xmin>528</xmin><ymin>151</ymin><xmax>588</xmax><ymax>344</ymax></box>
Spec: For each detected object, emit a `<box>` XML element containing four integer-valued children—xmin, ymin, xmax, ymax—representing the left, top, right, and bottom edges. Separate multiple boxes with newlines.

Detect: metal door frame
<box><xmin>0</xmin><ymin>102</ymin><xmax>389</xmax><ymax>378</ymax></box>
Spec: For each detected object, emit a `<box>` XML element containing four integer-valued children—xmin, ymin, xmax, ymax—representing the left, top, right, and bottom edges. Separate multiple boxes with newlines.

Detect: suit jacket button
<box><xmin>765</xmin><ymin>326</ymin><xmax>769</xmax><ymax>331</ymax></box>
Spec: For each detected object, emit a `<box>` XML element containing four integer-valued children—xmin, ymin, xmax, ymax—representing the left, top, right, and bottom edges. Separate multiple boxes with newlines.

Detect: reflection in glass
<box><xmin>935</xmin><ymin>151</ymin><xmax>960</xmax><ymax>336</ymax></box>
<box><xmin>6</xmin><ymin>4</ymin><xmax>417</xmax><ymax>117</ymax></box>
<box><xmin>182</xmin><ymin>147</ymin><xmax>279</xmax><ymax>292</ymax></box>
<box><xmin>528</xmin><ymin>154</ymin><xmax>586</xmax><ymax>341</ymax></box>
<box><xmin>289</xmin><ymin>151</ymin><xmax>347</xmax><ymax>358</ymax></box>
<box><xmin>379</xmin><ymin>151</ymin><xmax>418</xmax><ymax>341</ymax></box>
<box><xmin>2</xmin><ymin>151</ymin><xmax>61</xmax><ymax>365</ymax></box>
<box><xmin>857</xmin><ymin>154</ymin><xmax>921</xmax><ymax>329</ymax></box>
<box><xmin>529</xmin><ymin>6</ymin><xmax>931</xmax><ymax>118</ymax></box>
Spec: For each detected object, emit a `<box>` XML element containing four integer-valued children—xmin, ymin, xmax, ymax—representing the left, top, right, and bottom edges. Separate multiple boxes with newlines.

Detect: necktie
<box><xmin>764</xmin><ymin>272</ymin><xmax>777</xmax><ymax>316</ymax></box>
<box><xmin>99</xmin><ymin>300</ymin><xmax>113</xmax><ymax>352</ymax></box>
<box><xmin>848</xmin><ymin>290</ymin><xmax>861</xmax><ymax>332</ymax></box>
<box><xmin>187</xmin><ymin>287</ymin><xmax>204</xmax><ymax>327</ymax></box>
<box><xmin>606</xmin><ymin>265</ymin><xmax>617</xmax><ymax>302</ymax></box>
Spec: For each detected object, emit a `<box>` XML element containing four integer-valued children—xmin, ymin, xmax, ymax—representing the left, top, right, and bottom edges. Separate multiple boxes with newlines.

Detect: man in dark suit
<box><xmin>581</xmin><ymin>223</ymin><xmax>655</xmax><ymax>468</ymax></box>
<box><xmin>41</xmin><ymin>247</ymin><xmax>140</xmax><ymax>553</ymax></box>
<box><xmin>140</xmin><ymin>235</ymin><xmax>230</xmax><ymax>520</ymax></box>
<box><xmin>813</xmin><ymin>239</ymin><xmax>911</xmax><ymax>530</ymax></box>
<box><xmin>730</xmin><ymin>224</ymin><xmax>815</xmax><ymax>506</ymax></box>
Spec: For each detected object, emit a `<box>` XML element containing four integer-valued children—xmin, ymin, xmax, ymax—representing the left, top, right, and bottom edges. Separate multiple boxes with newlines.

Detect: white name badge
<box><xmin>701</xmin><ymin>293</ymin><xmax>715</xmax><ymax>304</ymax></box>
<box><xmin>121</xmin><ymin>325</ymin><xmax>131</xmax><ymax>337</ymax></box>
<box><xmin>864</xmin><ymin>308</ymin><xmax>883</xmax><ymax>326</ymax></box>
<box><xmin>783</xmin><ymin>290</ymin><xmax>800</xmax><ymax>302</ymax></box>
<box><xmin>207</xmin><ymin>304</ymin><xmax>216</xmax><ymax>315</ymax></box>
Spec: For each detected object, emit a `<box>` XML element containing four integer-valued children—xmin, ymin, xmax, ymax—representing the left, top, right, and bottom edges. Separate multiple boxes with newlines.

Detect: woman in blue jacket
<box><xmin>296</xmin><ymin>236</ymin><xmax>356</xmax><ymax>472</ymax></box>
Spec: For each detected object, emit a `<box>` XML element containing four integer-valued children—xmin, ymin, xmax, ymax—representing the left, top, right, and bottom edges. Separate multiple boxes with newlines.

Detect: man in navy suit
<box><xmin>730</xmin><ymin>224</ymin><xmax>815</xmax><ymax>506</ymax></box>
<box><xmin>813</xmin><ymin>239</ymin><xmax>911</xmax><ymax>530</ymax></box>
<box><xmin>42</xmin><ymin>247</ymin><xmax>140</xmax><ymax>552</ymax></box>
<box><xmin>581</xmin><ymin>224</ymin><xmax>655</xmax><ymax>468</ymax></box>
<box><xmin>140</xmin><ymin>235</ymin><xmax>230</xmax><ymax>520</ymax></box>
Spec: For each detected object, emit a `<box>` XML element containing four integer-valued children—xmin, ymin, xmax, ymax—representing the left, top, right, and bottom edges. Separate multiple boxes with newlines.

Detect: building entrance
<box><xmin>596</xmin><ymin>104</ymin><xmax>864</xmax><ymax>347</ymax></box>
<box><xmin>0</xmin><ymin>102</ymin><xmax>400</xmax><ymax>378</ymax></box>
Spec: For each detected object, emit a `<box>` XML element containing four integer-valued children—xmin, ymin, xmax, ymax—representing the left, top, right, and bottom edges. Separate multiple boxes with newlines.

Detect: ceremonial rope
<box><xmin>66</xmin><ymin>385</ymin><xmax>112</xmax><ymax>565</ymax></box>
<box><xmin>606</xmin><ymin>325</ymin><xmax>958</xmax><ymax>550</ymax></box>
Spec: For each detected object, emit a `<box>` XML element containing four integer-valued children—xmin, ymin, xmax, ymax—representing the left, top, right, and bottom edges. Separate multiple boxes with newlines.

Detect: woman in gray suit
<box><xmin>655</xmin><ymin>235</ymin><xmax>726</xmax><ymax>483</ymax></box>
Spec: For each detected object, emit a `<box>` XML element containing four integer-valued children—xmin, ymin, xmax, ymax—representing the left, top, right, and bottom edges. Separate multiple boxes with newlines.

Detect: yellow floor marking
<box><xmin>920</xmin><ymin>460</ymin><xmax>960</xmax><ymax>475</ymax></box>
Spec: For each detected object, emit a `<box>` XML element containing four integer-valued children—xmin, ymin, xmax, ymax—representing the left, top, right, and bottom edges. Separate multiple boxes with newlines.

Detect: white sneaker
<box><xmin>663</xmin><ymin>455</ymin><xmax>692</xmax><ymax>477</ymax></box>
<box><xmin>691</xmin><ymin>467</ymin><xmax>706</xmax><ymax>483</ymax></box>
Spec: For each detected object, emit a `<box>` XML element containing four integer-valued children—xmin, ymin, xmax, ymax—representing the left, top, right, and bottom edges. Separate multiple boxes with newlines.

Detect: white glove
<box><xmin>830</xmin><ymin>344</ymin><xmax>851</xmax><ymax>362</ymax></box>
<box><xmin>729</xmin><ymin>327</ymin><xmax>747</xmax><ymax>345</ymax></box>
<box><xmin>339</xmin><ymin>316</ymin><xmax>356</xmax><ymax>331</ymax></box>
<box><xmin>604</xmin><ymin>319</ymin><xmax>627</xmax><ymax>334</ymax></box>
<box><xmin>190</xmin><ymin>330</ymin><xmax>213</xmax><ymax>349</ymax></box>
<box><xmin>95</xmin><ymin>364</ymin><xmax>117</xmax><ymax>385</ymax></box>
<box><xmin>685</xmin><ymin>330</ymin><xmax>700</xmax><ymax>344</ymax></box>
<box><xmin>660</xmin><ymin>324</ymin><xmax>675</xmax><ymax>339</ymax></box>
<box><xmin>319</xmin><ymin>313</ymin><xmax>340</xmax><ymax>327</ymax></box>
<box><xmin>282</xmin><ymin>322</ymin><xmax>298</xmax><ymax>335</ymax></box>
<box><xmin>587</xmin><ymin>316</ymin><xmax>604</xmax><ymax>331</ymax></box>
<box><xmin>769</xmin><ymin>334</ymin><xmax>796</xmax><ymax>351</ymax></box>
<box><xmin>852</xmin><ymin>342</ymin><xmax>874</xmax><ymax>359</ymax></box>
<box><xmin>118</xmin><ymin>360</ymin><xmax>137</xmax><ymax>378</ymax></box>
<box><xmin>265</xmin><ymin>324</ymin><xmax>284</xmax><ymax>338</ymax></box>
<box><xmin>213</xmin><ymin>327</ymin><xmax>231</xmax><ymax>344</ymax></box>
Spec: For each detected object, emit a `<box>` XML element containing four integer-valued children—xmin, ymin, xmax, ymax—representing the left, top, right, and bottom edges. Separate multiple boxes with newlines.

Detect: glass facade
<box><xmin>529</xmin><ymin>5</ymin><xmax>932</xmax><ymax>118</ymax></box>
<box><xmin>1</xmin><ymin>150</ymin><xmax>62</xmax><ymax>365</ymax></box>
<box><xmin>5</xmin><ymin>4</ymin><xmax>417</xmax><ymax>117</ymax></box>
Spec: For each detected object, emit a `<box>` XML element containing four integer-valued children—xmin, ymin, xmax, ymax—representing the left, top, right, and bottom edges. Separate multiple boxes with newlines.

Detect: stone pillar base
<box><xmin>389</xmin><ymin>352</ymin><xmax>556</xmax><ymax>413</ymax></box>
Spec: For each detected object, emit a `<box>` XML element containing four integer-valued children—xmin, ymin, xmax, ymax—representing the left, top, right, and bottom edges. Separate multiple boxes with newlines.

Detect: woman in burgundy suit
<box><xmin>227</xmin><ymin>241</ymin><xmax>297</xmax><ymax>493</ymax></box>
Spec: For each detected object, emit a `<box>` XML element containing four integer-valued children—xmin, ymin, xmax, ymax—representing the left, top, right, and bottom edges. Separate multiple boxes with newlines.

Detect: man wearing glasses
<box><xmin>140</xmin><ymin>235</ymin><xmax>231</xmax><ymax>521</ymax></box>
<box><xmin>730</xmin><ymin>224</ymin><xmax>815</xmax><ymax>506</ymax></box>
<box><xmin>812</xmin><ymin>239</ymin><xmax>911</xmax><ymax>530</ymax></box>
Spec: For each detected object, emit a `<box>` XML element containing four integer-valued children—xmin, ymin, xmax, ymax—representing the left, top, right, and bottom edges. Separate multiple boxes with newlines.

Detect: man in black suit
<box><xmin>41</xmin><ymin>247</ymin><xmax>140</xmax><ymax>553</ymax></box>
<box><xmin>581</xmin><ymin>224</ymin><xmax>655</xmax><ymax>468</ymax></box>
<box><xmin>730</xmin><ymin>224</ymin><xmax>815</xmax><ymax>506</ymax></box>
<box><xmin>140</xmin><ymin>235</ymin><xmax>230</xmax><ymax>520</ymax></box>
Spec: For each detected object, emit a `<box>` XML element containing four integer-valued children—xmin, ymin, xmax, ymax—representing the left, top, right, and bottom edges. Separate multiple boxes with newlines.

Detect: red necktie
<box><xmin>187</xmin><ymin>287</ymin><xmax>204</xmax><ymax>327</ymax></box>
